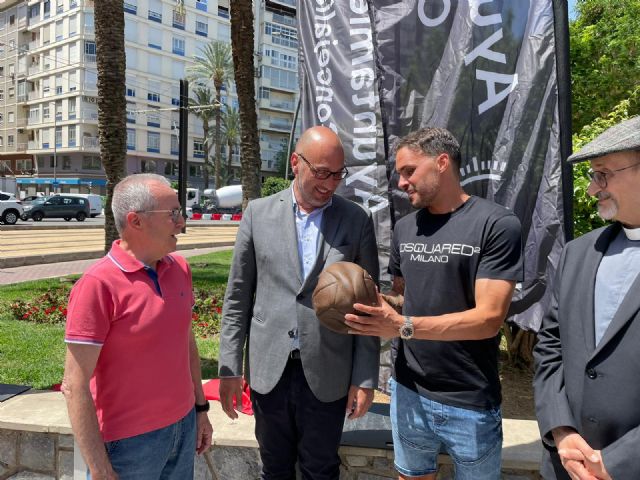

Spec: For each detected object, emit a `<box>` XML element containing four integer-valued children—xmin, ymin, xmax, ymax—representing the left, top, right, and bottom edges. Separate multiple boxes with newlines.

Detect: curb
<box><xmin>0</xmin><ymin>241</ymin><xmax>236</xmax><ymax>269</ymax></box>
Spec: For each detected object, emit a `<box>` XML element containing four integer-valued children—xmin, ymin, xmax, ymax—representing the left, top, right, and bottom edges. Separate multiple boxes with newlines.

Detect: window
<box><xmin>55</xmin><ymin>126</ymin><xmax>62</xmax><ymax>147</ymax></box>
<box><xmin>68</xmin><ymin>125</ymin><xmax>76</xmax><ymax>147</ymax></box>
<box><xmin>56</xmin><ymin>0</ymin><xmax>64</xmax><ymax>14</ymax></box>
<box><xmin>193</xmin><ymin>138</ymin><xmax>204</xmax><ymax>157</ymax></box>
<box><xmin>148</xmin><ymin>53</ymin><xmax>162</xmax><ymax>76</ymax></box>
<box><xmin>62</xmin><ymin>156</ymin><xmax>71</xmax><ymax>169</ymax></box>
<box><xmin>43</xmin><ymin>105</ymin><xmax>50</xmax><ymax>120</ymax></box>
<box><xmin>262</xmin><ymin>66</ymin><xmax>297</xmax><ymax>90</ymax></box>
<box><xmin>84</xmin><ymin>12</ymin><xmax>94</xmax><ymax>34</ymax></box>
<box><xmin>84</xmin><ymin>41</ymin><xmax>96</xmax><ymax>55</ymax></box>
<box><xmin>147</xmin><ymin>132</ymin><xmax>160</xmax><ymax>152</ymax></box>
<box><xmin>69</xmin><ymin>43</ymin><xmax>79</xmax><ymax>63</ymax></box>
<box><xmin>44</xmin><ymin>1</ymin><xmax>51</xmax><ymax>18</ymax></box>
<box><xmin>69</xmin><ymin>70</ymin><xmax>77</xmax><ymax>91</ymax></box>
<box><xmin>29</xmin><ymin>107</ymin><xmax>40</xmax><ymax>123</ymax></box>
<box><xmin>147</xmin><ymin>80</ymin><xmax>160</xmax><ymax>102</ymax></box>
<box><xmin>172</xmin><ymin>36</ymin><xmax>185</xmax><ymax>56</ymax></box>
<box><xmin>82</xmin><ymin>155</ymin><xmax>101</xmax><ymax>170</ymax></box>
<box><xmin>195</xmin><ymin>16</ymin><xmax>208</xmax><ymax>36</ymax></box>
<box><xmin>42</xmin><ymin>130</ymin><xmax>50</xmax><ymax>147</ymax></box>
<box><xmin>141</xmin><ymin>159</ymin><xmax>157</xmax><ymax>173</ymax></box>
<box><xmin>124</xmin><ymin>19</ymin><xmax>137</xmax><ymax>41</ymax></box>
<box><xmin>170</xmin><ymin>134</ymin><xmax>179</xmax><ymax>154</ymax></box>
<box><xmin>189</xmin><ymin>164</ymin><xmax>202</xmax><ymax>177</ymax></box>
<box><xmin>9</xmin><ymin>14</ymin><xmax>15</xmax><ymax>26</ymax></box>
<box><xmin>126</xmin><ymin>102</ymin><xmax>136</xmax><ymax>123</ymax></box>
<box><xmin>0</xmin><ymin>89</ymin><xmax>3</xmax><ymax>101</ymax></box>
<box><xmin>43</xmin><ymin>77</ymin><xmax>51</xmax><ymax>94</ymax></box>
<box><xmin>8</xmin><ymin>135</ymin><xmax>14</xmax><ymax>147</ymax></box>
<box><xmin>69</xmin><ymin>15</ymin><xmax>78</xmax><ymax>36</ymax></box>
<box><xmin>8</xmin><ymin>87</ymin><xmax>14</xmax><ymax>98</ymax></box>
<box><xmin>55</xmin><ymin>20</ymin><xmax>63</xmax><ymax>41</ymax></box>
<box><xmin>259</xmin><ymin>87</ymin><xmax>270</xmax><ymax>99</ymax></box>
<box><xmin>147</xmin><ymin>107</ymin><xmax>160</xmax><ymax>127</ymax></box>
<box><xmin>196</xmin><ymin>0</ymin><xmax>207</xmax><ymax>12</ymax></box>
<box><xmin>218</xmin><ymin>23</ymin><xmax>230</xmax><ymax>43</ymax></box>
<box><xmin>127</xmin><ymin>129</ymin><xmax>136</xmax><ymax>150</ymax></box>
<box><xmin>171</xmin><ymin>60</ymin><xmax>184</xmax><ymax>80</ymax></box>
<box><xmin>85</xmin><ymin>70</ymin><xmax>97</xmax><ymax>89</ymax></box>
<box><xmin>125</xmin><ymin>47</ymin><xmax>137</xmax><ymax>68</ymax></box>
<box><xmin>0</xmin><ymin>137</ymin><xmax>3</xmax><ymax>147</ymax></box>
<box><xmin>148</xmin><ymin>0</ymin><xmax>162</xmax><ymax>22</ymax></box>
<box><xmin>218</xmin><ymin>6</ymin><xmax>229</xmax><ymax>19</ymax></box>
<box><xmin>265</xmin><ymin>23</ymin><xmax>298</xmax><ymax>49</ymax></box>
<box><xmin>148</xmin><ymin>27</ymin><xmax>162</xmax><ymax>50</ymax></box>
<box><xmin>68</xmin><ymin>97</ymin><xmax>76</xmax><ymax>119</ymax></box>
<box><xmin>55</xmin><ymin>100</ymin><xmax>62</xmax><ymax>120</ymax></box>
<box><xmin>8</xmin><ymin>112</ymin><xmax>14</xmax><ymax>123</ymax></box>
<box><xmin>55</xmin><ymin>74</ymin><xmax>63</xmax><ymax>94</ymax></box>
<box><xmin>126</xmin><ymin>76</ymin><xmax>135</xmax><ymax>97</ymax></box>
<box><xmin>172</xmin><ymin>9</ymin><xmax>185</xmax><ymax>29</ymax></box>
<box><xmin>124</xmin><ymin>1</ymin><xmax>137</xmax><ymax>15</ymax></box>
<box><xmin>164</xmin><ymin>161</ymin><xmax>177</xmax><ymax>175</ymax></box>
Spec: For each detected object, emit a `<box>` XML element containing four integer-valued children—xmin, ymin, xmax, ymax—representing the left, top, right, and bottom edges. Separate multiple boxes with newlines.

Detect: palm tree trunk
<box><xmin>95</xmin><ymin>0</ymin><xmax>127</xmax><ymax>252</ymax></box>
<box><xmin>230</xmin><ymin>0</ymin><xmax>261</xmax><ymax>208</ymax></box>
<box><xmin>214</xmin><ymin>88</ymin><xmax>223</xmax><ymax>188</ymax></box>
<box><xmin>203</xmin><ymin>119</ymin><xmax>210</xmax><ymax>189</ymax></box>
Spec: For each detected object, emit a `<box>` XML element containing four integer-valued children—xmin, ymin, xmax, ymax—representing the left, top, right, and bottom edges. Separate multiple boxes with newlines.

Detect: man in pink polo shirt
<box><xmin>62</xmin><ymin>173</ymin><xmax>213</xmax><ymax>480</ymax></box>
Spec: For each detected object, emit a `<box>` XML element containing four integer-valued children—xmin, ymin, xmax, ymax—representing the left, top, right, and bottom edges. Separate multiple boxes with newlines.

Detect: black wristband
<box><xmin>195</xmin><ymin>401</ymin><xmax>210</xmax><ymax>413</ymax></box>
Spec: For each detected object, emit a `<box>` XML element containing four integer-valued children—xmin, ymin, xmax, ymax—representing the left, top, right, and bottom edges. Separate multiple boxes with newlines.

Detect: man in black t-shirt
<box><xmin>346</xmin><ymin>127</ymin><xmax>523</xmax><ymax>480</ymax></box>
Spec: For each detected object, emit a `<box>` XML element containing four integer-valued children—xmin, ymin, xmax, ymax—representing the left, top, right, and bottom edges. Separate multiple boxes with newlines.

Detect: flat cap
<box><xmin>568</xmin><ymin>115</ymin><xmax>640</xmax><ymax>163</ymax></box>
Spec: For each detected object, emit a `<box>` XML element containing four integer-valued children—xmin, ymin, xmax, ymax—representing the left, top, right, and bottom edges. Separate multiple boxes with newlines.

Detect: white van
<box><xmin>53</xmin><ymin>193</ymin><xmax>103</xmax><ymax>217</ymax></box>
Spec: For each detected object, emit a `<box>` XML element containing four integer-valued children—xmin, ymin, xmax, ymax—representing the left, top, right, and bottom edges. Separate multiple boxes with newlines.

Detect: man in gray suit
<box><xmin>534</xmin><ymin>116</ymin><xmax>640</xmax><ymax>480</ymax></box>
<box><xmin>218</xmin><ymin>126</ymin><xmax>380</xmax><ymax>480</ymax></box>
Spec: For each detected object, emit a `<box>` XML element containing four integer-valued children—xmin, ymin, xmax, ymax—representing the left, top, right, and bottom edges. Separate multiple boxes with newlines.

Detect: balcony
<box><xmin>83</xmin><ymin>136</ymin><xmax>99</xmax><ymax>149</ymax></box>
<box><xmin>123</xmin><ymin>2</ymin><xmax>137</xmax><ymax>15</ymax></box>
<box><xmin>28</xmin><ymin>140</ymin><xmax>38</xmax><ymax>150</ymax></box>
<box><xmin>148</xmin><ymin>10</ymin><xmax>162</xmax><ymax>23</ymax></box>
<box><xmin>28</xmin><ymin>65</ymin><xmax>41</xmax><ymax>75</ymax></box>
<box><xmin>84</xmin><ymin>53</ymin><xmax>96</xmax><ymax>63</ymax></box>
<box><xmin>269</xmin><ymin>0</ymin><xmax>296</xmax><ymax>7</ymax></box>
<box><xmin>28</xmin><ymin>40</ymin><xmax>40</xmax><ymax>51</ymax></box>
<box><xmin>28</xmin><ymin>115</ymin><xmax>40</xmax><ymax>125</ymax></box>
<box><xmin>16</xmin><ymin>117</ymin><xmax>28</xmax><ymax>127</ymax></box>
<box><xmin>16</xmin><ymin>143</ymin><xmax>28</xmax><ymax>152</ymax></box>
<box><xmin>82</xmin><ymin>111</ymin><xmax>98</xmax><ymax>121</ymax></box>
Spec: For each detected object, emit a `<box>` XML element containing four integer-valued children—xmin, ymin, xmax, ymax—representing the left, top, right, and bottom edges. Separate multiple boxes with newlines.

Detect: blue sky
<box><xmin>568</xmin><ymin>0</ymin><xmax>578</xmax><ymax>20</ymax></box>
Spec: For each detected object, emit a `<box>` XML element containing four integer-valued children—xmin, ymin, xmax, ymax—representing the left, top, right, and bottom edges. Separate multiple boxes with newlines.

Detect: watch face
<box><xmin>400</xmin><ymin>324</ymin><xmax>414</xmax><ymax>340</ymax></box>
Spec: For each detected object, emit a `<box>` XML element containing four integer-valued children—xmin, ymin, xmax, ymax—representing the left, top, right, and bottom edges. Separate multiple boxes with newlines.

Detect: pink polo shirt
<box><xmin>65</xmin><ymin>240</ymin><xmax>195</xmax><ymax>442</ymax></box>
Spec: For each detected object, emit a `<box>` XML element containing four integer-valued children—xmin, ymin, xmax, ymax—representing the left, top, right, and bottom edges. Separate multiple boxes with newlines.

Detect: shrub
<box><xmin>261</xmin><ymin>177</ymin><xmax>291</xmax><ymax>197</ymax></box>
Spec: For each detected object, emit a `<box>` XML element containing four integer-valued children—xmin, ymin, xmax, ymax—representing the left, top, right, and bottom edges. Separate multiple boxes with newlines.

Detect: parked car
<box><xmin>22</xmin><ymin>195</ymin><xmax>90</xmax><ymax>222</ymax></box>
<box><xmin>52</xmin><ymin>193</ymin><xmax>103</xmax><ymax>217</ymax></box>
<box><xmin>0</xmin><ymin>193</ymin><xmax>23</xmax><ymax>225</ymax></box>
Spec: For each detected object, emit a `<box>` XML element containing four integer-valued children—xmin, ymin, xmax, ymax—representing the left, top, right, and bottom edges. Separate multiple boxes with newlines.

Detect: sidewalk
<box><xmin>0</xmin><ymin>246</ymin><xmax>230</xmax><ymax>285</ymax></box>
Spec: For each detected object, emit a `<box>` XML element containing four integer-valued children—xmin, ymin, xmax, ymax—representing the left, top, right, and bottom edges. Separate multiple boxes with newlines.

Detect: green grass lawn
<box><xmin>0</xmin><ymin>250</ymin><xmax>231</xmax><ymax>390</ymax></box>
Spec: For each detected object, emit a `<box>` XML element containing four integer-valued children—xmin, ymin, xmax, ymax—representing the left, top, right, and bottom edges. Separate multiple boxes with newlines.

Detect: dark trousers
<box><xmin>251</xmin><ymin>357</ymin><xmax>348</xmax><ymax>480</ymax></box>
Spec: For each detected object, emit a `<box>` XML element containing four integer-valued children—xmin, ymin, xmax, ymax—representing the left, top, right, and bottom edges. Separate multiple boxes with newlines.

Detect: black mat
<box><xmin>0</xmin><ymin>383</ymin><xmax>31</xmax><ymax>402</ymax></box>
<box><xmin>341</xmin><ymin>402</ymin><xmax>393</xmax><ymax>450</ymax></box>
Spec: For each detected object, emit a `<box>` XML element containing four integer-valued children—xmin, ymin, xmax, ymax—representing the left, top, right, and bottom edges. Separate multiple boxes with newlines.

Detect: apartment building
<box><xmin>0</xmin><ymin>0</ymin><xmax>299</xmax><ymax>198</ymax></box>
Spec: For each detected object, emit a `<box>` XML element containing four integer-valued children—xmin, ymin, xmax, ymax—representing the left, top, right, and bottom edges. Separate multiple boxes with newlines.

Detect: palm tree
<box><xmin>95</xmin><ymin>0</ymin><xmax>126</xmax><ymax>251</ymax></box>
<box><xmin>222</xmin><ymin>106</ymin><xmax>241</xmax><ymax>182</ymax></box>
<box><xmin>230</xmin><ymin>1</ymin><xmax>262</xmax><ymax>208</ymax></box>
<box><xmin>187</xmin><ymin>41</ymin><xmax>232</xmax><ymax>190</ymax></box>
<box><xmin>189</xmin><ymin>87</ymin><xmax>216</xmax><ymax>189</ymax></box>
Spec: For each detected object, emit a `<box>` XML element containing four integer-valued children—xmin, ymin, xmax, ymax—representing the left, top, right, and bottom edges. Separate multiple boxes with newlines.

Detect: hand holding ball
<box><xmin>312</xmin><ymin>261</ymin><xmax>378</xmax><ymax>334</ymax></box>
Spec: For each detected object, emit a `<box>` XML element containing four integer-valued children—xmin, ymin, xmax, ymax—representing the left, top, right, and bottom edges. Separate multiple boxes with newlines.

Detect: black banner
<box><xmin>297</xmin><ymin>0</ymin><xmax>571</xmax><ymax>334</ymax></box>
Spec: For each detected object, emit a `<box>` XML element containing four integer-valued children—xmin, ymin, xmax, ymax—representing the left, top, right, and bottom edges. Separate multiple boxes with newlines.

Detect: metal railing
<box><xmin>83</xmin><ymin>136</ymin><xmax>99</xmax><ymax>149</ymax></box>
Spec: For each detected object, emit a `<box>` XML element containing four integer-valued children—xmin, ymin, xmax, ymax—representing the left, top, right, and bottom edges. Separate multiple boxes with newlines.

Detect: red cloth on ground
<box><xmin>203</xmin><ymin>379</ymin><xmax>253</xmax><ymax>415</ymax></box>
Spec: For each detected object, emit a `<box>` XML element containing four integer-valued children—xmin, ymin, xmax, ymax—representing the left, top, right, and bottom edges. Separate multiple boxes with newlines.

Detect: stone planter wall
<box><xmin>0</xmin><ymin>429</ymin><xmax>73</xmax><ymax>480</ymax></box>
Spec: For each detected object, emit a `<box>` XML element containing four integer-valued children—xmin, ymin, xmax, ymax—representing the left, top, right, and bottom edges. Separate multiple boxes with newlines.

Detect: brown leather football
<box><xmin>312</xmin><ymin>261</ymin><xmax>378</xmax><ymax>334</ymax></box>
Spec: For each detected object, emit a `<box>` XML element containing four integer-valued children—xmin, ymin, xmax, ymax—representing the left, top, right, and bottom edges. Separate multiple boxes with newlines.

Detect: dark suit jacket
<box><xmin>534</xmin><ymin>223</ymin><xmax>640</xmax><ymax>479</ymax></box>
<box><xmin>218</xmin><ymin>189</ymin><xmax>380</xmax><ymax>402</ymax></box>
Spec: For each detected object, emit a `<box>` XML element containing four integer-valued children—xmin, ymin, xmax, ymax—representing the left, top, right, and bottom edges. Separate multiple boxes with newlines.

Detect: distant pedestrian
<box><xmin>534</xmin><ymin>116</ymin><xmax>640</xmax><ymax>480</ymax></box>
<box><xmin>62</xmin><ymin>173</ymin><xmax>212</xmax><ymax>479</ymax></box>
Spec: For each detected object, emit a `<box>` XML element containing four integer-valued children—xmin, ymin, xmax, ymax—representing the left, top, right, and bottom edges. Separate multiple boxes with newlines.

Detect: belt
<box><xmin>289</xmin><ymin>349</ymin><xmax>301</xmax><ymax>360</ymax></box>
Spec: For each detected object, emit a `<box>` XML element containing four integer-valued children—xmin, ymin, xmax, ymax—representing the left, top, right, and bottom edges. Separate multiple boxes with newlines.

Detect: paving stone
<box><xmin>193</xmin><ymin>453</ymin><xmax>213</xmax><ymax>480</ymax></box>
<box><xmin>58</xmin><ymin>450</ymin><xmax>74</xmax><ymax>480</ymax></box>
<box><xmin>344</xmin><ymin>455</ymin><xmax>368</xmax><ymax>467</ymax></box>
<box><xmin>0</xmin><ymin>429</ymin><xmax>18</xmax><ymax>465</ymax></box>
<box><xmin>210</xmin><ymin>446</ymin><xmax>261</xmax><ymax>480</ymax></box>
<box><xmin>18</xmin><ymin>432</ymin><xmax>55</xmax><ymax>472</ymax></box>
<box><xmin>357</xmin><ymin>474</ymin><xmax>395</xmax><ymax>480</ymax></box>
<box><xmin>7</xmin><ymin>472</ymin><xmax>55</xmax><ymax>480</ymax></box>
<box><xmin>372</xmin><ymin>456</ymin><xmax>393</xmax><ymax>471</ymax></box>
<box><xmin>57</xmin><ymin>434</ymin><xmax>74</xmax><ymax>450</ymax></box>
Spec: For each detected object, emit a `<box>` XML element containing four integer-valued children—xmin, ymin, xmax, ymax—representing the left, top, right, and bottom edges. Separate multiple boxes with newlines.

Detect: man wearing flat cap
<box><xmin>534</xmin><ymin>116</ymin><xmax>640</xmax><ymax>480</ymax></box>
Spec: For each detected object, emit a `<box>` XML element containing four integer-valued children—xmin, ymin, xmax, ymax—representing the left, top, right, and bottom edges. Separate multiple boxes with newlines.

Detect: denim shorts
<box><xmin>389</xmin><ymin>378</ymin><xmax>502</xmax><ymax>479</ymax></box>
<box><xmin>89</xmin><ymin>408</ymin><xmax>196</xmax><ymax>480</ymax></box>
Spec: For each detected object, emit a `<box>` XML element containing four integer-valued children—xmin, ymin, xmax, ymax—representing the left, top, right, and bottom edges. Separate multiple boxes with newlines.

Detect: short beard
<box><xmin>596</xmin><ymin>192</ymin><xmax>618</xmax><ymax>220</ymax></box>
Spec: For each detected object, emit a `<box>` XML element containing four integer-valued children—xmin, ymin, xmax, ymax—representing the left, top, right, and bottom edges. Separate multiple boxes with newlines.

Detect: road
<box><xmin>0</xmin><ymin>222</ymin><xmax>239</xmax><ymax>268</ymax></box>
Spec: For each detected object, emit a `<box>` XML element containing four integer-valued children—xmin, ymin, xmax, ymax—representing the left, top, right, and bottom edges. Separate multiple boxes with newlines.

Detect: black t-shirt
<box><xmin>389</xmin><ymin>196</ymin><xmax>523</xmax><ymax>410</ymax></box>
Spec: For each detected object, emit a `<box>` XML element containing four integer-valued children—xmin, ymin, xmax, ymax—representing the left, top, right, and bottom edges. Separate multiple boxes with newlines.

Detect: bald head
<box><xmin>295</xmin><ymin>126</ymin><xmax>344</xmax><ymax>162</ymax></box>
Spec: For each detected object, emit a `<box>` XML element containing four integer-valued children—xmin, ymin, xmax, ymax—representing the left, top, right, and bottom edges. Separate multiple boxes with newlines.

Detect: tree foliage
<box><xmin>570</xmin><ymin>0</ymin><xmax>640</xmax><ymax>133</ymax></box>
<box><xmin>261</xmin><ymin>177</ymin><xmax>291</xmax><ymax>197</ymax></box>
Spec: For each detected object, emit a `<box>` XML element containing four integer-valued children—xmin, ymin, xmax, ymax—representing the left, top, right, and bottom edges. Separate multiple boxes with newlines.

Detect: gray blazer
<box><xmin>218</xmin><ymin>189</ymin><xmax>380</xmax><ymax>402</ymax></box>
<box><xmin>534</xmin><ymin>223</ymin><xmax>640</xmax><ymax>479</ymax></box>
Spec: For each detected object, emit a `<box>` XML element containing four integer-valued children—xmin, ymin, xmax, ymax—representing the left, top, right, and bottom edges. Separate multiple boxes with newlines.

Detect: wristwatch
<box><xmin>195</xmin><ymin>401</ymin><xmax>210</xmax><ymax>413</ymax></box>
<box><xmin>399</xmin><ymin>315</ymin><xmax>414</xmax><ymax>340</ymax></box>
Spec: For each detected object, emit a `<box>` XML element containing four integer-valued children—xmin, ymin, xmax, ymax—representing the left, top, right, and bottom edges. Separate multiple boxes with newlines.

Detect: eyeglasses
<box><xmin>137</xmin><ymin>208</ymin><xmax>183</xmax><ymax>223</ymax></box>
<box><xmin>587</xmin><ymin>161</ymin><xmax>640</xmax><ymax>189</ymax></box>
<box><xmin>296</xmin><ymin>152</ymin><xmax>348</xmax><ymax>180</ymax></box>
